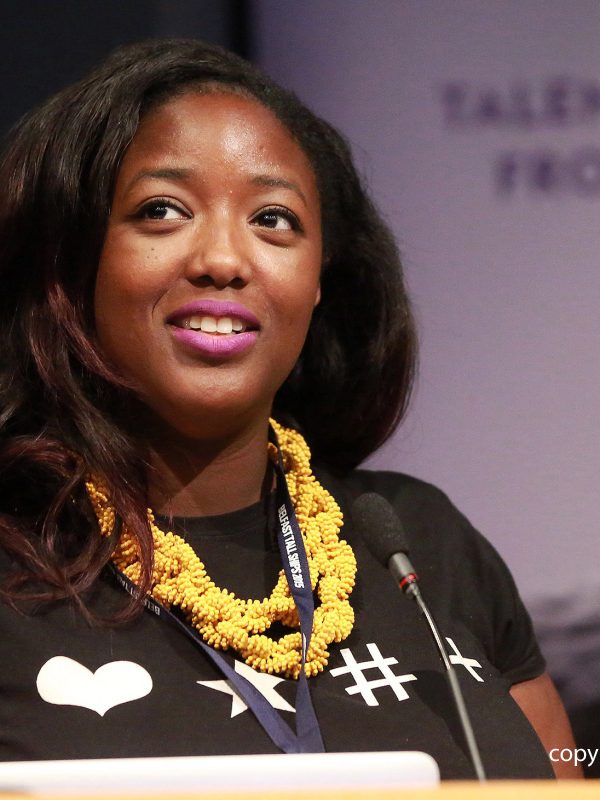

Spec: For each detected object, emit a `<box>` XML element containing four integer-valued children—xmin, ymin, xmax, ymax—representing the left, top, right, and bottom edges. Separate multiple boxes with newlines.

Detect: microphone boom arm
<box><xmin>400</xmin><ymin>572</ymin><xmax>486</xmax><ymax>782</ymax></box>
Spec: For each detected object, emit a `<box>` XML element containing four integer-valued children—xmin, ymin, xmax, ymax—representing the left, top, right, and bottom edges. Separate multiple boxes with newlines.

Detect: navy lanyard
<box><xmin>109</xmin><ymin>427</ymin><xmax>325</xmax><ymax>754</ymax></box>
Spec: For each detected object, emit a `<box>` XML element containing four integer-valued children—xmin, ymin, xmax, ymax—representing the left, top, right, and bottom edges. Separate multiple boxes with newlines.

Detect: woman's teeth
<box><xmin>182</xmin><ymin>315</ymin><xmax>246</xmax><ymax>334</ymax></box>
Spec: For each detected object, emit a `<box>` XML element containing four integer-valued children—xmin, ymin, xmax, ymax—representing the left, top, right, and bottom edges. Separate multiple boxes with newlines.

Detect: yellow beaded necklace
<box><xmin>86</xmin><ymin>420</ymin><xmax>357</xmax><ymax>679</ymax></box>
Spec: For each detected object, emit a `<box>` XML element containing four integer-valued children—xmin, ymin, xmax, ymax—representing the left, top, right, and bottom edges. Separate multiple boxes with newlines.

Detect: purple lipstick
<box><xmin>166</xmin><ymin>299</ymin><xmax>260</xmax><ymax>359</ymax></box>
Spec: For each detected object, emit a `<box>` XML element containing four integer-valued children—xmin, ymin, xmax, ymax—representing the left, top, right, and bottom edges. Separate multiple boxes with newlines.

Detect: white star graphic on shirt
<box><xmin>197</xmin><ymin>660</ymin><xmax>295</xmax><ymax>718</ymax></box>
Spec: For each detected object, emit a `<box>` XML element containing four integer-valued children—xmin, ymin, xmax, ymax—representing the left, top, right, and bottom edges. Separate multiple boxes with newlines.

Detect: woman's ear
<box><xmin>314</xmin><ymin>284</ymin><xmax>321</xmax><ymax>307</ymax></box>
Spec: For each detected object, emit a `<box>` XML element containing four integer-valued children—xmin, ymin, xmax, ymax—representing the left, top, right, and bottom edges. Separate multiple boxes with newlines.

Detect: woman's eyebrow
<box><xmin>125</xmin><ymin>167</ymin><xmax>193</xmax><ymax>192</ymax></box>
<box><xmin>124</xmin><ymin>168</ymin><xmax>307</xmax><ymax>206</ymax></box>
<box><xmin>250</xmin><ymin>174</ymin><xmax>307</xmax><ymax>206</ymax></box>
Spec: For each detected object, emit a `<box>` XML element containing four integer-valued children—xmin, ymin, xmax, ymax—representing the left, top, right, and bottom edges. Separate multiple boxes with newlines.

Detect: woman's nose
<box><xmin>185</xmin><ymin>216</ymin><xmax>250</xmax><ymax>288</ymax></box>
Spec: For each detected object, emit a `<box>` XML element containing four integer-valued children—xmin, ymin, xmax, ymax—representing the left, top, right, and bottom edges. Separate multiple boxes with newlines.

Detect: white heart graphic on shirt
<box><xmin>36</xmin><ymin>656</ymin><xmax>153</xmax><ymax>716</ymax></box>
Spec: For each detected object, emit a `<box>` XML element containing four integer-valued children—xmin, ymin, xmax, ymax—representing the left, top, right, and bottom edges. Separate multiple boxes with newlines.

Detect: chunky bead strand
<box><xmin>85</xmin><ymin>419</ymin><xmax>357</xmax><ymax>679</ymax></box>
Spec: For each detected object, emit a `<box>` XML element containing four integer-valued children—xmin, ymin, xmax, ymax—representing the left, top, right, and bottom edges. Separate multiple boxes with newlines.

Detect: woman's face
<box><xmin>94</xmin><ymin>91</ymin><xmax>322</xmax><ymax>439</ymax></box>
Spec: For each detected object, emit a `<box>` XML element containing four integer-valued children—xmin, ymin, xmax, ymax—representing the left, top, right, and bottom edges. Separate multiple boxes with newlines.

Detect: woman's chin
<box><xmin>133</xmin><ymin>393</ymin><xmax>272</xmax><ymax>443</ymax></box>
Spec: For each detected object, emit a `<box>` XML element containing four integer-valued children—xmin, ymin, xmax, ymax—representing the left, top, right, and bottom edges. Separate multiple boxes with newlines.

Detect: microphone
<box><xmin>352</xmin><ymin>492</ymin><xmax>486</xmax><ymax>781</ymax></box>
<box><xmin>351</xmin><ymin>492</ymin><xmax>420</xmax><ymax>597</ymax></box>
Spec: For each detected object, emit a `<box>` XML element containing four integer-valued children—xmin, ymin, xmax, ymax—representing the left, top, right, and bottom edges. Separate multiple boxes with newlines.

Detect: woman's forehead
<box><xmin>119</xmin><ymin>91</ymin><xmax>318</xmax><ymax>192</ymax></box>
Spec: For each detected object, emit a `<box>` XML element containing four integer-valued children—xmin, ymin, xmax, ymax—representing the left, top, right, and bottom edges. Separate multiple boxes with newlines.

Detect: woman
<box><xmin>0</xmin><ymin>39</ymin><xmax>579</xmax><ymax>778</ymax></box>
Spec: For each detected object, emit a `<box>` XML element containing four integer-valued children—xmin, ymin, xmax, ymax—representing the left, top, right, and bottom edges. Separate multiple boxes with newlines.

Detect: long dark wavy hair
<box><xmin>0</xmin><ymin>39</ymin><xmax>416</xmax><ymax>617</ymax></box>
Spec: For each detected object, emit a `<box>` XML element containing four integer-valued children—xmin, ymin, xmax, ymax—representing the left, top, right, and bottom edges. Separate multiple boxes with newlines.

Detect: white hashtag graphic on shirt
<box><xmin>329</xmin><ymin>643</ymin><xmax>417</xmax><ymax>706</ymax></box>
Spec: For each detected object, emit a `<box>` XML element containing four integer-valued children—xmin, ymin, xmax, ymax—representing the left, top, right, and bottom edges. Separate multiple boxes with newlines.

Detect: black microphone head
<box><xmin>351</xmin><ymin>492</ymin><xmax>411</xmax><ymax>566</ymax></box>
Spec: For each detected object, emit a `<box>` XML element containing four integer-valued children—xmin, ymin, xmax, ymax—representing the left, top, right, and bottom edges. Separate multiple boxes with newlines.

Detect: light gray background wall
<box><xmin>254</xmin><ymin>0</ymin><xmax>600</xmax><ymax>605</ymax></box>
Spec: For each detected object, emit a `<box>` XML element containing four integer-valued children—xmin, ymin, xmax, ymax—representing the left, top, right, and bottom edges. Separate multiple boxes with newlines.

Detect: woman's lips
<box><xmin>169</xmin><ymin>326</ymin><xmax>258</xmax><ymax>358</ymax></box>
<box><xmin>166</xmin><ymin>299</ymin><xmax>260</xmax><ymax>359</ymax></box>
<box><xmin>167</xmin><ymin>299</ymin><xmax>260</xmax><ymax>329</ymax></box>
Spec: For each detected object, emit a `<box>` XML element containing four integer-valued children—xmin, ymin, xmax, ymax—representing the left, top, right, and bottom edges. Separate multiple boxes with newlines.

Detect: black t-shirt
<box><xmin>0</xmin><ymin>469</ymin><xmax>553</xmax><ymax>779</ymax></box>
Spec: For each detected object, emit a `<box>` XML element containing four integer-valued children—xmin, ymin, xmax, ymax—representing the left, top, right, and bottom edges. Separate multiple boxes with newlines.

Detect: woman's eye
<box><xmin>136</xmin><ymin>200</ymin><xmax>188</xmax><ymax>221</ymax></box>
<box><xmin>251</xmin><ymin>207</ymin><xmax>301</xmax><ymax>232</ymax></box>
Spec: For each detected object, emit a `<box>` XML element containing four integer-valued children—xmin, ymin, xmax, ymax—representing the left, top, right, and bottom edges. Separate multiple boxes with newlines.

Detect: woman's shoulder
<box><xmin>337</xmin><ymin>467</ymin><xmax>457</xmax><ymax>513</ymax></box>
<box><xmin>316</xmin><ymin>465</ymin><xmax>478</xmax><ymax>542</ymax></box>
<box><xmin>315</xmin><ymin>464</ymin><xmax>520</xmax><ymax>590</ymax></box>
<box><xmin>316</xmin><ymin>465</ymin><xmax>546</xmax><ymax>686</ymax></box>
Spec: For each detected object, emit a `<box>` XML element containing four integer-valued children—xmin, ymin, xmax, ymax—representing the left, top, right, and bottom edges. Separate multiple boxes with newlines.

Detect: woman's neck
<box><xmin>144</xmin><ymin>419</ymin><xmax>271</xmax><ymax>518</ymax></box>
